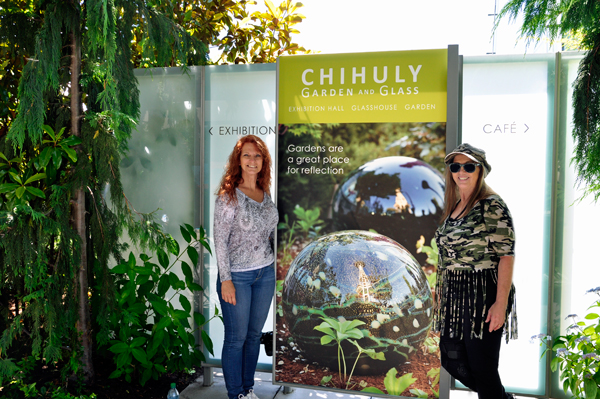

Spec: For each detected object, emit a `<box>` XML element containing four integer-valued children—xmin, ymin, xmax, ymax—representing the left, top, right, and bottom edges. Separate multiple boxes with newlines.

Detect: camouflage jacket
<box><xmin>433</xmin><ymin>195</ymin><xmax>517</xmax><ymax>341</ymax></box>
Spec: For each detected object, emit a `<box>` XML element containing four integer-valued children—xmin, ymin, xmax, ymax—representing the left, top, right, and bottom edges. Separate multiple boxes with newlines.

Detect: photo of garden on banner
<box><xmin>274</xmin><ymin>49</ymin><xmax>448</xmax><ymax>398</ymax></box>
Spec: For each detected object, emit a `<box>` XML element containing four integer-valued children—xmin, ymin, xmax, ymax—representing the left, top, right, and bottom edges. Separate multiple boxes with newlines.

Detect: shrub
<box><xmin>104</xmin><ymin>224</ymin><xmax>220</xmax><ymax>386</ymax></box>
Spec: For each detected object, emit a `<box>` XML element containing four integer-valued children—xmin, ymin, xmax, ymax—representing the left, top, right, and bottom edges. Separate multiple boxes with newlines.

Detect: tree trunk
<box><xmin>70</xmin><ymin>20</ymin><xmax>94</xmax><ymax>383</ymax></box>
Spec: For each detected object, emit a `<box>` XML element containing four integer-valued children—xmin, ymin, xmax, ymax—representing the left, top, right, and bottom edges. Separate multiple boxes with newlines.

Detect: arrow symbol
<box><xmin>524</xmin><ymin>124</ymin><xmax>529</xmax><ymax>133</ymax></box>
<box><xmin>209</xmin><ymin>127</ymin><xmax>214</xmax><ymax>135</ymax></box>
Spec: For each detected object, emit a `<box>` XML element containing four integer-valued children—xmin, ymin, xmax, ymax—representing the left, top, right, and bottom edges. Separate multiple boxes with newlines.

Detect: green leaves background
<box><xmin>106</xmin><ymin>224</ymin><xmax>220</xmax><ymax>386</ymax></box>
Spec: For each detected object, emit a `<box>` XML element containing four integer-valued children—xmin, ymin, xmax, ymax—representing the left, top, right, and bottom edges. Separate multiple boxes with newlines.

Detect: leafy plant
<box><xmin>105</xmin><ymin>223</ymin><xmax>220</xmax><ymax>386</ymax></box>
<box><xmin>0</xmin><ymin>355</ymin><xmax>96</xmax><ymax>399</ymax></box>
<box><xmin>313</xmin><ymin>316</ymin><xmax>385</xmax><ymax>389</ymax></box>
<box><xmin>0</xmin><ymin>152</ymin><xmax>45</xmax><ymax>204</ymax></box>
<box><xmin>536</xmin><ymin>287</ymin><xmax>600</xmax><ymax>399</ymax></box>
<box><xmin>293</xmin><ymin>205</ymin><xmax>323</xmax><ymax>239</ymax></box>
<box><xmin>319</xmin><ymin>375</ymin><xmax>333</xmax><ymax>386</ymax></box>
<box><xmin>410</xmin><ymin>388</ymin><xmax>429</xmax><ymax>398</ymax></box>
<box><xmin>416</xmin><ymin>235</ymin><xmax>438</xmax><ymax>267</ymax></box>
<box><xmin>383</xmin><ymin>369</ymin><xmax>417</xmax><ymax>396</ymax></box>
<box><xmin>346</xmin><ymin>339</ymin><xmax>385</xmax><ymax>389</ymax></box>
<box><xmin>18</xmin><ymin>383</ymin><xmax>96</xmax><ymax>399</ymax></box>
<box><xmin>37</xmin><ymin>125</ymin><xmax>81</xmax><ymax>184</ymax></box>
<box><xmin>422</xmin><ymin>336</ymin><xmax>441</xmax><ymax>357</ymax></box>
<box><xmin>314</xmin><ymin>316</ymin><xmax>364</xmax><ymax>384</ymax></box>
<box><xmin>360</xmin><ymin>368</ymin><xmax>417</xmax><ymax>396</ymax></box>
<box><xmin>0</xmin><ymin>126</ymin><xmax>80</xmax><ymax>204</ymax></box>
<box><xmin>275</xmin><ymin>279</ymin><xmax>284</xmax><ymax>317</ymax></box>
<box><xmin>427</xmin><ymin>367</ymin><xmax>441</xmax><ymax>398</ymax></box>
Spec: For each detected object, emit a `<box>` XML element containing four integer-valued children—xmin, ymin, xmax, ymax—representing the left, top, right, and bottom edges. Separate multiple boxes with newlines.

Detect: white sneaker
<box><xmin>247</xmin><ymin>389</ymin><xmax>260</xmax><ymax>399</ymax></box>
<box><xmin>237</xmin><ymin>394</ymin><xmax>249</xmax><ymax>399</ymax></box>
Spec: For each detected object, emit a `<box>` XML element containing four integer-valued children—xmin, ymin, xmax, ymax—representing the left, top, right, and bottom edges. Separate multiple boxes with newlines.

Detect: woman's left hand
<box><xmin>486</xmin><ymin>255</ymin><xmax>515</xmax><ymax>332</ymax></box>
<box><xmin>486</xmin><ymin>301</ymin><xmax>507</xmax><ymax>332</ymax></box>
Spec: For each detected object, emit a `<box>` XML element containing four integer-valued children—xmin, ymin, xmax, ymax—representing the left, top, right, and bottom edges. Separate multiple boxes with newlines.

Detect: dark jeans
<box><xmin>217</xmin><ymin>264</ymin><xmax>275</xmax><ymax>399</ymax></box>
<box><xmin>440</xmin><ymin>322</ymin><xmax>511</xmax><ymax>399</ymax></box>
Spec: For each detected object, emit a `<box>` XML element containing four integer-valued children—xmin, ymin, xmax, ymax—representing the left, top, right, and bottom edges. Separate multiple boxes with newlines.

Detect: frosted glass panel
<box><xmin>552</xmin><ymin>54</ymin><xmax>600</xmax><ymax>397</ymax></box>
<box><xmin>461</xmin><ymin>56</ymin><xmax>554</xmax><ymax>395</ymax></box>
<box><xmin>558</xmin><ymin>56</ymin><xmax>600</xmax><ymax>322</ymax></box>
<box><xmin>128</xmin><ymin>68</ymin><xmax>198</xmax><ymax>233</ymax></box>
<box><xmin>124</xmin><ymin>68</ymin><xmax>200</xmax><ymax>318</ymax></box>
<box><xmin>203</xmin><ymin>64</ymin><xmax>277</xmax><ymax>367</ymax></box>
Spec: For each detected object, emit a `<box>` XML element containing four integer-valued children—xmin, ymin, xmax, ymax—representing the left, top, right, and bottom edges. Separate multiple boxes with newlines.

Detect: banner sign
<box><xmin>275</xmin><ymin>48</ymin><xmax>448</xmax><ymax>398</ymax></box>
<box><xmin>279</xmin><ymin>49</ymin><xmax>447</xmax><ymax>124</ymax></box>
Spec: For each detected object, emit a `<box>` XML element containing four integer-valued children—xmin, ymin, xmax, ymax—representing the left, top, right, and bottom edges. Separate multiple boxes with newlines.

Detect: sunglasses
<box><xmin>449</xmin><ymin>162</ymin><xmax>481</xmax><ymax>173</ymax></box>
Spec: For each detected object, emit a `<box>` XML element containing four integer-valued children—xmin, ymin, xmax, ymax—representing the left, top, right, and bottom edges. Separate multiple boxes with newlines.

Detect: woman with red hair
<box><xmin>214</xmin><ymin>135</ymin><xmax>278</xmax><ymax>399</ymax></box>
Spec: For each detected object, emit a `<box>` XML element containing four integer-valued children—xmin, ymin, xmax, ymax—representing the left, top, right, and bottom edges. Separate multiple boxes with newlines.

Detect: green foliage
<box><xmin>0</xmin><ymin>125</ymin><xmax>80</xmax><ymax>206</ymax></box>
<box><xmin>416</xmin><ymin>235</ymin><xmax>438</xmax><ymax>289</ymax></box>
<box><xmin>292</xmin><ymin>205</ymin><xmax>323</xmax><ymax>239</ymax></box>
<box><xmin>319</xmin><ymin>374</ymin><xmax>333</xmax><ymax>386</ymax></box>
<box><xmin>360</xmin><ymin>368</ymin><xmax>418</xmax><ymax>396</ymax></box>
<box><xmin>497</xmin><ymin>0</ymin><xmax>600</xmax><ymax>200</ymax></box>
<box><xmin>128</xmin><ymin>0</ymin><xmax>312</xmax><ymax>67</ymax></box>
<box><xmin>0</xmin><ymin>354</ymin><xmax>96</xmax><ymax>399</ymax></box>
<box><xmin>0</xmin><ymin>119</ymin><xmax>169</xmax><ymax>382</ymax></box>
<box><xmin>18</xmin><ymin>383</ymin><xmax>97</xmax><ymax>399</ymax></box>
<box><xmin>345</xmin><ymin>339</ymin><xmax>385</xmax><ymax>389</ymax></box>
<box><xmin>0</xmin><ymin>130</ymin><xmax>84</xmax><ymax>381</ymax></box>
<box><xmin>215</xmin><ymin>0</ymin><xmax>312</xmax><ymax>64</ymax></box>
<box><xmin>105</xmin><ymin>224</ymin><xmax>220</xmax><ymax>386</ymax></box>
<box><xmin>416</xmin><ymin>235</ymin><xmax>438</xmax><ymax>268</ymax></box>
<box><xmin>572</xmin><ymin>46</ymin><xmax>600</xmax><ymax>201</ymax></box>
<box><xmin>422</xmin><ymin>336</ymin><xmax>441</xmax><ymax>357</ymax></box>
<box><xmin>0</xmin><ymin>0</ymin><xmax>217</xmax><ymax>383</ymax></box>
<box><xmin>0</xmin><ymin>0</ymin><xmax>311</xmax><ymax>386</ymax></box>
<box><xmin>537</xmin><ymin>288</ymin><xmax>600</xmax><ymax>398</ymax></box>
<box><xmin>314</xmin><ymin>316</ymin><xmax>364</xmax><ymax>383</ymax></box>
<box><xmin>0</xmin><ymin>0</ymin><xmax>39</xmax><ymax>137</ymax></box>
<box><xmin>383</xmin><ymin>368</ymin><xmax>417</xmax><ymax>396</ymax></box>
<box><xmin>427</xmin><ymin>367</ymin><xmax>440</xmax><ymax>398</ymax></box>
<box><xmin>409</xmin><ymin>388</ymin><xmax>430</xmax><ymax>398</ymax></box>
<box><xmin>313</xmin><ymin>316</ymin><xmax>385</xmax><ymax>389</ymax></box>
<box><xmin>275</xmin><ymin>279</ymin><xmax>284</xmax><ymax>317</ymax></box>
<box><xmin>497</xmin><ymin>0</ymin><xmax>599</xmax><ymax>48</ymax></box>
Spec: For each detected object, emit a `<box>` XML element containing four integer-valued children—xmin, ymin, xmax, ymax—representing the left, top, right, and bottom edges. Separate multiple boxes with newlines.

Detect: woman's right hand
<box><xmin>221</xmin><ymin>280</ymin><xmax>236</xmax><ymax>305</ymax></box>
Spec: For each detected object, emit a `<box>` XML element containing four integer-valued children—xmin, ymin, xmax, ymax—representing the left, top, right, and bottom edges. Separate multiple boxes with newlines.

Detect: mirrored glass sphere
<box><xmin>332</xmin><ymin>156</ymin><xmax>444</xmax><ymax>265</ymax></box>
<box><xmin>281</xmin><ymin>230</ymin><xmax>433</xmax><ymax>375</ymax></box>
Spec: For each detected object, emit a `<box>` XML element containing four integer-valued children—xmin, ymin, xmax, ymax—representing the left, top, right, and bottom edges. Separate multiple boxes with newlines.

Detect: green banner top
<box><xmin>278</xmin><ymin>48</ymin><xmax>448</xmax><ymax>124</ymax></box>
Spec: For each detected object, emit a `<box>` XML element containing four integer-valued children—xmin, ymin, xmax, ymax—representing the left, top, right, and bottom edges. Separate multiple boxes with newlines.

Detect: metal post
<box><xmin>446</xmin><ymin>44</ymin><xmax>462</xmax><ymax>151</ymax></box>
<box><xmin>203</xmin><ymin>366</ymin><xmax>214</xmax><ymax>387</ymax></box>
<box><xmin>439</xmin><ymin>368</ymin><xmax>452</xmax><ymax>399</ymax></box>
<box><xmin>439</xmin><ymin>44</ymin><xmax>462</xmax><ymax>399</ymax></box>
<box><xmin>283</xmin><ymin>386</ymin><xmax>294</xmax><ymax>394</ymax></box>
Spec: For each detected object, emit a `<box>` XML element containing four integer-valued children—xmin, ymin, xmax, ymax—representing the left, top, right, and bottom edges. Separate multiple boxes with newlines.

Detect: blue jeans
<box><xmin>217</xmin><ymin>264</ymin><xmax>275</xmax><ymax>399</ymax></box>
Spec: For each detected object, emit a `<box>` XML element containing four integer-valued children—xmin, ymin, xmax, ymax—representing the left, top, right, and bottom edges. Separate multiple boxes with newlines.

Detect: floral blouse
<box><xmin>213</xmin><ymin>188</ymin><xmax>278</xmax><ymax>282</ymax></box>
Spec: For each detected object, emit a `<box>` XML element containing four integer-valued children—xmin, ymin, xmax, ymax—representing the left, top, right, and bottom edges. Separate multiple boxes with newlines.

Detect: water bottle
<box><xmin>167</xmin><ymin>382</ymin><xmax>179</xmax><ymax>399</ymax></box>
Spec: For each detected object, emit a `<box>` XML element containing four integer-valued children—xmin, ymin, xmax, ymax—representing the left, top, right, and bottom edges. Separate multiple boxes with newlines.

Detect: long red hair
<box><xmin>217</xmin><ymin>135</ymin><xmax>272</xmax><ymax>204</ymax></box>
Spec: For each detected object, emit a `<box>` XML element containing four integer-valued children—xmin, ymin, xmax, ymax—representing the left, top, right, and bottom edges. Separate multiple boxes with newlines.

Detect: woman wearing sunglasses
<box><xmin>433</xmin><ymin>143</ymin><xmax>517</xmax><ymax>399</ymax></box>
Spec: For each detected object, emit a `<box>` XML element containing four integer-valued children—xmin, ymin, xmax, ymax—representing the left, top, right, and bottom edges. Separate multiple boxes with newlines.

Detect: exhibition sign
<box><xmin>275</xmin><ymin>49</ymin><xmax>448</xmax><ymax>398</ymax></box>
